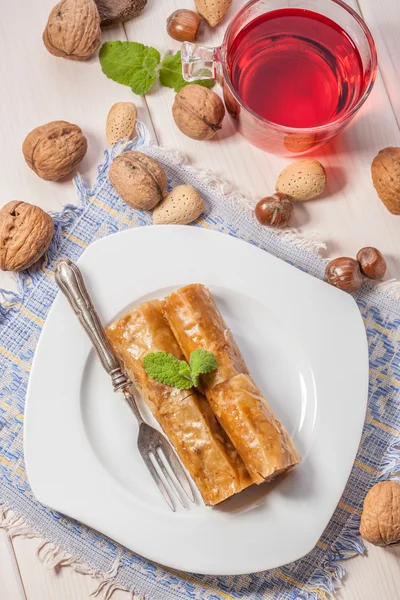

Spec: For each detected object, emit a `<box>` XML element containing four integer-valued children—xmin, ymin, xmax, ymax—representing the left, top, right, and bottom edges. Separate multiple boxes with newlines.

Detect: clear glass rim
<box><xmin>221</xmin><ymin>0</ymin><xmax>378</xmax><ymax>134</ymax></box>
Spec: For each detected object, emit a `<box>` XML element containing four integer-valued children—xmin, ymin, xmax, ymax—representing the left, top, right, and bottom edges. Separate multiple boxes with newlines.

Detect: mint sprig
<box><xmin>143</xmin><ymin>350</ymin><xmax>217</xmax><ymax>389</ymax></box>
<box><xmin>99</xmin><ymin>43</ymin><xmax>215</xmax><ymax>96</ymax></box>
<box><xmin>99</xmin><ymin>41</ymin><xmax>160</xmax><ymax>95</ymax></box>
<box><xmin>143</xmin><ymin>352</ymin><xmax>193</xmax><ymax>389</ymax></box>
<box><xmin>190</xmin><ymin>349</ymin><xmax>218</xmax><ymax>388</ymax></box>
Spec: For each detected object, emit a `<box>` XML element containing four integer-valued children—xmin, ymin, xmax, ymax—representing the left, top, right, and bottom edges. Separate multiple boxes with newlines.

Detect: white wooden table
<box><xmin>1</xmin><ymin>0</ymin><xmax>400</xmax><ymax>598</ymax></box>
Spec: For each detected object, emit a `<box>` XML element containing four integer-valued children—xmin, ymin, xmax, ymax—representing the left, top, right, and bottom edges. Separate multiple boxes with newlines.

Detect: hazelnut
<box><xmin>360</xmin><ymin>481</ymin><xmax>400</xmax><ymax>546</ymax></box>
<box><xmin>172</xmin><ymin>84</ymin><xmax>225</xmax><ymax>141</ymax></box>
<box><xmin>276</xmin><ymin>159</ymin><xmax>327</xmax><ymax>201</ymax></box>
<box><xmin>0</xmin><ymin>201</ymin><xmax>54</xmax><ymax>271</ymax></box>
<box><xmin>325</xmin><ymin>257</ymin><xmax>363</xmax><ymax>293</ymax></box>
<box><xmin>43</xmin><ymin>0</ymin><xmax>101</xmax><ymax>61</ymax></box>
<box><xmin>166</xmin><ymin>9</ymin><xmax>203</xmax><ymax>42</ymax></box>
<box><xmin>371</xmin><ymin>147</ymin><xmax>400</xmax><ymax>215</ymax></box>
<box><xmin>255</xmin><ymin>193</ymin><xmax>293</xmax><ymax>228</ymax></box>
<box><xmin>109</xmin><ymin>151</ymin><xmax>167</xmax><ymax>210</ymax></box>
<box><xmin>357</xmin><ymin>247</ymin><xmax>387</xmax><ymax>280</ymax></box>
<box><xmin>22</xmin><ymin>121</ymin><xmax>87</xmax><ymax>181</ymax></box>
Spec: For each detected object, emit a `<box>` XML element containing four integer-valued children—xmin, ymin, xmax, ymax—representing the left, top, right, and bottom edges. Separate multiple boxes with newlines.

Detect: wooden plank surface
<box><xmin>1</xmin><ymin>0</ymin><xmax>400</xmax><ymax>599</ymax></box>
<box><xmin>358</xmin><ymin>0</ymin><xmax>400</xmax><ymax>125</ymax></box>
<box><xmin>336</xmin><ymin>543</ymin><xmax>400</xmax><ymax>600</ymax></box>
<box><xmin>10</xmin><ymin>537</ymin><xmax>125</xmax><ymax>600</ymax></box>
<box><xmin>0</xmin><ymin>531</ymin><xmax>27</xmax><ymax>600</ymax></box>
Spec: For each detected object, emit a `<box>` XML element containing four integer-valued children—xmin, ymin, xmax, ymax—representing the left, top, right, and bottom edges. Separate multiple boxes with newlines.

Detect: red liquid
<box><xmin>228</xmin><ymin>9</ymin><xmax>365</xmax><ymax>128</ymax></box>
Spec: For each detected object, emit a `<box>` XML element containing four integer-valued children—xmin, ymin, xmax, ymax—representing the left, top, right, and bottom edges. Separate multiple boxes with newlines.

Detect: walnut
<box><xmin>94</xmin><ymin>0</ymin><xmax>146</xmax><ymax>26</ymax></box>
<box><xmin>22</xmin><ymin>121</ymin><xmax>88</xmax><ymax>181</ymax></box>
<box><xmin>172</xmin><ymin>84</ymin><xmax>225</xmax><ymax>141</ymax></box>
<box><xmin>371</xmin><ymin>147</ymin><xmax>400</xmax><ymax>215</ymax></box>
<box><xmin>360</xmin><ymin>481</ymin><xmax>400</xmax><ymax>546</ymax></box>
<box><xmin>0</xmin><ymin>201</ymin><xmax>54</xmax><ymax>271</ymax></box>
<box><xmin>43</xmin><ymin>0</ymin><xmax>101</xmax><ymax>61</ymax></box>
<box><xmin>109</xmin><ymin>151</ymin><xmax>167</xmax><ymax>210</ymax></box>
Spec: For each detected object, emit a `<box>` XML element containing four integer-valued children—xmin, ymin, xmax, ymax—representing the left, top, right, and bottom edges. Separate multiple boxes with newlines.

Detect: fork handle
<box><xmin>54</xmin><ymin>258</ymin><xmax>129</xmax><ymax>393</ymax></box>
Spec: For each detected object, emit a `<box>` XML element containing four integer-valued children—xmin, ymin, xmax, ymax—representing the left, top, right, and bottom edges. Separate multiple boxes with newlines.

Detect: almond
<box><xmin>153</xmin><ymin>185</ymin><xmax>204</xmax><ymax>225</ymax></box>
<box><xmin>275</xmin><ymin>159</ymin><xmax>327</xmax><ymax>201</ymax></box>
<box><xmin>194</xmin><ymin>0</ymin><xmax>232</xmax><ymax>27</ymax></box>
<box><xmin>106</xmin><ymin>102</ymin><xmax>137</xmax><ymax>145</ymax></box>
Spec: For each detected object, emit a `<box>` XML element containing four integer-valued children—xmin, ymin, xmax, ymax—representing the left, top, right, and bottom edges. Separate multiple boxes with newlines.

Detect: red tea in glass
<box><xmin>181</xmin><ymin>0</ymin><xmax>377</xmax><ymax>155</ymax></box>
<box><xmin>228</xmin><ymin>8</ymin><xmax>365</xmax><ymax>129</ymax></box>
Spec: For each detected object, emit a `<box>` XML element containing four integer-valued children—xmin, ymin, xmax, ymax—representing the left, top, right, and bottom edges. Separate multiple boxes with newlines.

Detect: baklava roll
<box><xmin>164</xmin><ymin>283</ymin><xmax>249</xmax><ymax>390</ymax></box>
<box><xmin>164</xmin><ymin>284</ymin><xmax>300</xmax><ymax>484</ymax></box>
<box><xmin>207</xmin><ymin>374</ymin><xmax>301</xmax><ymax>484</ymax></box>
<box><xmin>106</xmin><ymin>300</ymin><xmax>251</xmax><ymax>505</ymax></box>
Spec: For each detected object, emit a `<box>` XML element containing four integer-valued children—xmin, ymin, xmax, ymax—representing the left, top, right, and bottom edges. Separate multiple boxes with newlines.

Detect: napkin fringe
<box><xmin>369</xmin><ymin>278</ymin><xmax>400</xmax><ymax>300</ymax></box>
<box><xmin>158</xmin><ymin>144</ymin><xmax>329</xmax><ymax>257</ymax></box>
<box><xmin>0</xmin><ymin>504</ymin><xmax>145</xmax><ymax>600</ymax></box>
<box><xmin>0</xmin><ymin>500</ymin><xmax>368</xmax><ymax>600</ymax></box>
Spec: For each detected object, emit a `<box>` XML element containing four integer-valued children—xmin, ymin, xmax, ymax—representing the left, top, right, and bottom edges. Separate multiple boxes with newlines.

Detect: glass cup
<box><xmin>181</xmin><ymin>0</ymin><xmax>377</xmax><ymax>155</ymax></box>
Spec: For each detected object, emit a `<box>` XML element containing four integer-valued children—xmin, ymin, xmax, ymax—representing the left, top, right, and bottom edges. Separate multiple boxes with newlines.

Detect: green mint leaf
<box><xmin>99</xmin><ymin>41</ymin><xmax>160</xmax><ymax>95</ymax></box>
<box><xmin>159</xmin><ymin>51</ymin><xmax>215</xmax><ymax>93</ymax></box>
<box><xmin>190</xmin><ymin>349</ymin><xmax>218</xmax><ymax>388</ymax></box>
<box><xmin>143</xmin><ymin>352</ymin><xmax>194</xmax><ymax>389</ymax></box>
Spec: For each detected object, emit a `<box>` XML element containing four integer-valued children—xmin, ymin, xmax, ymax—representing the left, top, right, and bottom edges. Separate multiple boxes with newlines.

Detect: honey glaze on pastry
<box><xmin>207</xmin><ymin>374</ymin><xmax>300</xmax><ymax>484</ymax></box>
<box><xmin>106</xmin><ymin>300</ymin><xmax>251</xmax><ymax>505</ymax></box>
<box><xmin>164</xmin><ymin>283</ymin><xmax>249</xmax><ymax>390</ymax></box>
<box><xmin>164</xmin><ymin>284</ymin><xmax>300</xmax><ymax>485</ymax></box>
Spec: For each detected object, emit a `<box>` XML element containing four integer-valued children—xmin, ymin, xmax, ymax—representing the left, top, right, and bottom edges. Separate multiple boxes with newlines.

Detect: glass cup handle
<box><xmin>181</xmin><ymin>42</ymin><xmax>222</xmax><ymax>82</ymax></box>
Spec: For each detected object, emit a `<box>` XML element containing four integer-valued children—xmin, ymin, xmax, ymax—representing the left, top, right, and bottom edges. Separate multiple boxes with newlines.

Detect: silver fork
<box><xmin>54</xmin><ymin>258</ymin><xmax>195</xmax><ymax>511</ymax></box>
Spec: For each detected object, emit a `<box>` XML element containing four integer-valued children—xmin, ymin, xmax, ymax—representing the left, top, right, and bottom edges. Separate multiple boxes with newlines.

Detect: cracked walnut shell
<box><xmin>360</xmin><ymin>481</ymin><xmax>400</xmax><ymax>546</ymax></box>
<box><xmin>109</xmin><ymin>151</ymin><xmax>167</xmax><ymax>210</ymax></box>
<box><xmin>23</xmin><ymin>121</ymin><xmax>88</xmax><ymax>181</ymax></box>
<box><xmin>0</xmin><ymin>201</ymin><xmax>54</xmax><ymax>271</ymax></box>
<box><xmin>172</xmin><ymin>84</ymin><xmax>225</xmax><ymax>141</ymax></box>
<box><xmin>43</xmin><ymin>0</ymin><xmax>101</xmax><ymax>61</ymax></box>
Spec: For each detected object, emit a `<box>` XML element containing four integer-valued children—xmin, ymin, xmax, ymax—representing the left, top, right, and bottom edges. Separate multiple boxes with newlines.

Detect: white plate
<box><xmin>24</xmin><ymin>226</ymin><xmax>368</xmax><ymax>576</ymax></box>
